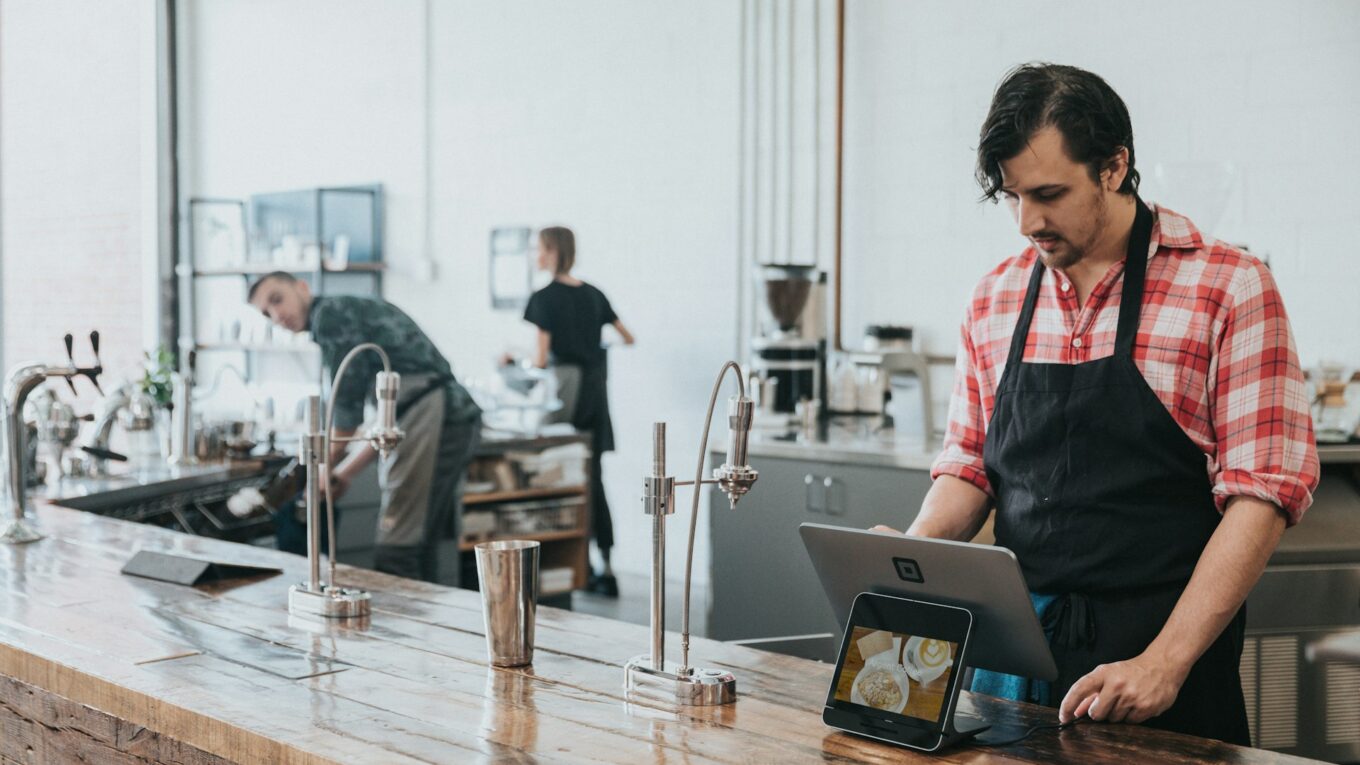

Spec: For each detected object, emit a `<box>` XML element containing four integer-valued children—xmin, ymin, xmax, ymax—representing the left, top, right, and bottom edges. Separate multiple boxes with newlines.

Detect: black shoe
<box><xmin>587</xmin><ymin>572</ymin><xmax>619</xmax><ymax>598</ymax></box>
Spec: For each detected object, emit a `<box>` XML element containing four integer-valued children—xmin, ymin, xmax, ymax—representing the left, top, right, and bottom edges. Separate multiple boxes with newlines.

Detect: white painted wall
<box><xmin>180</xmin><ymin>0</ymin><xmax>742</xmax><ymax>584</ymax></box>
<box><xmin>180</xmin><ymin>0</ymin><xmax>1359</xmax><ymax>586</ymax></box>
<box><xmin>842</xmin><ymin>0</ymin><xmax>1360</xmax><ymax>385</ymax></box>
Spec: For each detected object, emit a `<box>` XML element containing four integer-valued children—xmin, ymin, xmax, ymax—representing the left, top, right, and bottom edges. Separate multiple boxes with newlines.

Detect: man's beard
<box><xmin>1037</xmin><ymin>193</ymin><xmax>1108</xmax><ymax>270</ymax></box>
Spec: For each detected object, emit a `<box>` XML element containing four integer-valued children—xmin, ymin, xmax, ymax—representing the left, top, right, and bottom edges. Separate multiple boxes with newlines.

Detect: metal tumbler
<box><xmin>474</xmin><ymin>539</ymin><xmax>540</xmax><ymax>667</ymax></box>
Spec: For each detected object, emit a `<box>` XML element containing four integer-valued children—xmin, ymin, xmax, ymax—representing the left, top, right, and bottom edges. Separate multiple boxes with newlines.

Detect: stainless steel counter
<box><xmin>712</xmin><ymin>427</ymin><xmax>1360</xmax><ymax>566</ymax></box>
<box><xmin>711</xmin><ymin>418</ymin><xmax>940</xmax><ymax>470</ymax></box>
<box><xmin>39</xmin><ymin>460</ymin><xmax>273</xmax><ymax>512</ymax></box>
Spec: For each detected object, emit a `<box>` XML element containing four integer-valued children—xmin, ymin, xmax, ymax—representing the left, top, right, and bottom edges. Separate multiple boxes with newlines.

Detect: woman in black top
<box><xmin>524</xmin><ymin>226</ymin><xmax>634</xmax><ymax>597</ymax></box>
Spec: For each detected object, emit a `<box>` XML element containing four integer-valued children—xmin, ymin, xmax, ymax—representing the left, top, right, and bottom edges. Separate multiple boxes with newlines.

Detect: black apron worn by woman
<box><xmin>975</xmin><ymin>199</ymin><xmax>1249</xmax><ymax>745</ymax></box>
<box><xmin>524</xmin><ymin>278</ymin><xmax>623</xmax><ymax>592</ymax></box>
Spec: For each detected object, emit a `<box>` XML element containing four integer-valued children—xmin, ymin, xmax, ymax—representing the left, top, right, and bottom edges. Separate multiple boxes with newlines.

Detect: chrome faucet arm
<box><xmin>679</xmin><ymin>362</ymin><xmax>747</xmax><ymax>672</ymax></box>
<box><xmin>3</xmin><ymin>363</ymin><xmax>78</xmax><ymax>544</ymax></box>
<box><xmin>321</xmin><ymin>343</ymin><xmax>396</xmax><ymax>589</ymax></box>
<box><xmin>86</xmin><ymin>384</ymin><xmax>132</xmax><ymax>453</ymax></box>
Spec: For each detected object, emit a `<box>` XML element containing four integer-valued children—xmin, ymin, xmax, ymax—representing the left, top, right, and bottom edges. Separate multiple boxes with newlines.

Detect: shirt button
<box><xmin>1072</xmin><ymin>337</ymin><xmax>1084</xmax><ymax>348</ymax></box>
<box><xmin>1061</xmin><ymin>282</ymin><xmax>1071</xmax><ymax>292</ymax></box>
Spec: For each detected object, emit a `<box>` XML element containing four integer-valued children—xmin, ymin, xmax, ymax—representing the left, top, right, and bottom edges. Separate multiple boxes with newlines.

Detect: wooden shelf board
<box><xmin>458</xmin><ymin>528</ymin><xmax>588</xmax><ymax>552</ymax></box>
<box><xmin>463</xmin><ymin>486</ymin><xmax>586</xmax><ymax>505</ymax></box>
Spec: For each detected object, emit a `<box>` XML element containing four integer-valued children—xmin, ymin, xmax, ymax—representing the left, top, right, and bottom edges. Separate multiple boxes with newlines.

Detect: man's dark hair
<box><xmin>246</xmin><ymin>271</ymin><xmax>298</xmax><ymax>302</ymax></box>
<box><xmin>976</xmin><ymin>62</ymin><xmax>1139</xmax><ymax>201</ymax></box>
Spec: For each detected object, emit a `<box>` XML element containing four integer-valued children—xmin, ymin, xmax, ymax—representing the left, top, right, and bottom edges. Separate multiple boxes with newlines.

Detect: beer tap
<box><xmin>2</xmin><ymin>332</ymin><xmax>103</xmax><ymax>544</ymax></box>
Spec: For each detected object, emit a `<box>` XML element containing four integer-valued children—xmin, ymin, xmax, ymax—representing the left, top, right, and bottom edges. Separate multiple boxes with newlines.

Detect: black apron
<box><xmin>559</xmin><ymin>353</ymin><xmax>615</xmax><ymax>455</ymax></box>
<box><xmin>982</xmin><ymin>199</ymin><xmax>1250</xmax><ymax>745</ymax></box>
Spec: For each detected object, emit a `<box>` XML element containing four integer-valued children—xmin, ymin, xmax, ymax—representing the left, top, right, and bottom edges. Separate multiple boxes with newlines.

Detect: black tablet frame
<box><xmin>823</xmin><ymin>592</ymin><xmax>986</xmax><ymax>752</ymax></box>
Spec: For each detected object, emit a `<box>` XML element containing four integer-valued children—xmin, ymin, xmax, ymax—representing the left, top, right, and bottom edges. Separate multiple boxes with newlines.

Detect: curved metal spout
<box><xmin>679</xmin><ymin>361</ymin><xmax>752</xmax><ymax>672</ymax></box>
<box><xmin>4</xmin><ymin>362</ymin><xmax>77</xmax><ymax>544</ymax></box>
<box><xmin>321</xmin><ymin>343</ymin><xmax>402</xmax><ymax>590</ymax></box>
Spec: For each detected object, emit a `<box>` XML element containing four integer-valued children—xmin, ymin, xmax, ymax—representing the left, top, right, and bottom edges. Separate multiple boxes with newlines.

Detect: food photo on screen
<box><xmin>834</xmin><ymin>627</ymin><xmax>958</xmax><ymax>721</ymax></box>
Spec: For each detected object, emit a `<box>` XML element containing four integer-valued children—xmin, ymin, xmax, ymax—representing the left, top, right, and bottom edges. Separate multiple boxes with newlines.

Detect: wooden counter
<box><xmin>0</xmin><ymin>505</ymin><xmax>1322</xmax><ymax>764</ymax></box>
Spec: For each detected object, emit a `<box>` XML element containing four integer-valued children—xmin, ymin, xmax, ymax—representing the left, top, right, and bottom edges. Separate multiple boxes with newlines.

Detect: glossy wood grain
<box><xmin>0</xmin><ymin>504</ymin><xmax>1327</xmax><ymax>764</ymax></box>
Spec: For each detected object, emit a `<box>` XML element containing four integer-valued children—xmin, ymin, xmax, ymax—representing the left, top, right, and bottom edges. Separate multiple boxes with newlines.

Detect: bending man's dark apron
<box><xmin>973</xmin><ymin>200</ymin><xmax>1249</xmax><ymax>745</ymax></box>
<box><xmin>373</xmin><ymin>373</ymin><xmax>481</xmax><ymax>585</ymax></box>
<box><xmin>549</xmin><ymin>356</ymin><xmax>614</xmax><ymax>554</ymax></box>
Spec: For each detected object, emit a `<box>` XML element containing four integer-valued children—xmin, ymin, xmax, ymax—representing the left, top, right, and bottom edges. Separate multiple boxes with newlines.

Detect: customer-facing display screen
<box><xmin>833</xmin><ymin>626</ymin><xmax>959</xmax><ymax>724</ymax></box>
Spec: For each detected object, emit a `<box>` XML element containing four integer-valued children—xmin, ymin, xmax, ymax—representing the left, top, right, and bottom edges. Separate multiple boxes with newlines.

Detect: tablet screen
<box><xmin>832</xmin><ymin>625</ymin><xmax>960</xmax><ymax>725</ymax></box>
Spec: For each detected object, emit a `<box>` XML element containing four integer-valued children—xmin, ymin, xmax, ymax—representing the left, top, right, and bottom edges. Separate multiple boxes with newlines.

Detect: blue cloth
<box><xmin>969</xmin><ymin>592</ymin><xmax>1057</xmax><ymax>705</ymax></box>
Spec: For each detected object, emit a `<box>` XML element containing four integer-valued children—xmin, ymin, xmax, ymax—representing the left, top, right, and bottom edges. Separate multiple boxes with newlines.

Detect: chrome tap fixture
<box><xmin>2</xmin><ymin>332</ymin><xmax>103</xmax><ymax>544</ymax></box>
<box><xmin>168</xmin><ymin>350</ymin><xmax>197</xmax><ymax>466</ymax></box>
<box><xmin>288</xmin><ymin>343</ymin><xmax>404</xmax><ymax>619</ymax></box>
<box><xmin>624</xmin><ymin>361</ymin><xmax>758</xmax><ymax>705</ymax></box>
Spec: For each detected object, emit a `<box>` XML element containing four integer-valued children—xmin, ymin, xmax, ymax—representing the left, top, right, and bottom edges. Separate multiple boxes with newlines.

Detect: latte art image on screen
<box><xmin>834</xmin><ymin>627</ymin><xmax>960</xmax><ymax>724</ymax></box>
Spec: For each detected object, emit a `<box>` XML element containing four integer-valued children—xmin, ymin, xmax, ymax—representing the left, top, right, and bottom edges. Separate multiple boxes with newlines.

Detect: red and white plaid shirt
<box><xmin>931</xmin><ymin>204</ymin><xmax>1319</xmax><ymax>525</ymax></box>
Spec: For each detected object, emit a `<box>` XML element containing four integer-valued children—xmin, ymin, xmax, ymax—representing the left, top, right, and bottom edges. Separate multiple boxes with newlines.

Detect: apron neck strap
<box><xmin>1005</xmin><ymin>197</ymin><xmax>1154</xmax><ymax>368</ymax></box>
<box><xmin>1114</xmin><ymin>198</ymin><xmax>1154</xmax><ymax>357</ymax></box>
<box><xmin>1007</xmin><ymin>255</ymin><xmax>1048</xmax><ymax>368</ymax></box>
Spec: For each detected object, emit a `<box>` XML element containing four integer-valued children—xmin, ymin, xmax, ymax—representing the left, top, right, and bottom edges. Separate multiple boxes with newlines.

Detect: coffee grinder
<box><xmin>750</xmin><ymin>265</ymin><xmax>826</xmax><ymax>419</ymax></box>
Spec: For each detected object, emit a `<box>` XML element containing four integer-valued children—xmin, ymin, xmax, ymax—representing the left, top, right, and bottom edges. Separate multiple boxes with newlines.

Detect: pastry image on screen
<box><xmin>834</xmin><ymin>626</ymin><xmax>958</xmax><ymax>722</ymax></box>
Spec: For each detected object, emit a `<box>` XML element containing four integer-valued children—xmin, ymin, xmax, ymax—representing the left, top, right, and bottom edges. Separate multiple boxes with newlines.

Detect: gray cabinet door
<box><xmin>707</xmin><ymin>454</ymin><xmax>932</xmax><ymax>643</ymax></box>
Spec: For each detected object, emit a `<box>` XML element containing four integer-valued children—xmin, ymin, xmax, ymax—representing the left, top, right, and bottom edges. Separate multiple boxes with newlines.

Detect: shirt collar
<box><xmin>306</xmin><ymin>295</ymin><xmax>325</xmax><ymax>333</ymax></box>
<box><xmin>1148</xmin><ymin>202</ymin><xmax>1205</xmax><ymax>256</ymax></box>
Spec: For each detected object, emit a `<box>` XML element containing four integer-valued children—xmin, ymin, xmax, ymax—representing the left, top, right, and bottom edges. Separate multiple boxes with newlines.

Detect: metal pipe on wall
<box><xmin>833</xmin><ymin>0</ymin><xmax>845</xmax><ymax>351</ymax></box>
<box><xmin>785</xmin><ymin>0</ymin><xmax>795</xmax><ymax>265</ymax></box>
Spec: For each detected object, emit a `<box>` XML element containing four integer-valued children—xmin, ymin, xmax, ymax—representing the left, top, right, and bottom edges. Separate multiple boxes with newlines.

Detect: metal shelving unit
<box><xmin>180</xmin><ymin>185</ymin><xmax>385</xmax><ymax>386</ymax></box>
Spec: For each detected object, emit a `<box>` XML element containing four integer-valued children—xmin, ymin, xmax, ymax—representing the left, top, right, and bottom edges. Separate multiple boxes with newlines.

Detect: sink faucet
<box><xmin>287</xmin><ymin>342</ymin><xmax>404</xmax><ymax>619</ymax></box>
<box><xmin>2</xmin><ymin>332</ymin><xmax>103</xmax><ymax>544</ymax></box>
<box><xmin>82</xmin><ymin>383</ymin><xmax>132</xmax><ymax>473</ymax></box>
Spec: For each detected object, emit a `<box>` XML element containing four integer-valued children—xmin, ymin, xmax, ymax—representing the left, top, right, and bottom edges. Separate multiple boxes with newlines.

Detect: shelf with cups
<box><xmin>180</xmin><ymin>187</ymin><xmax>384</xmax><ymax>393</ymax></box>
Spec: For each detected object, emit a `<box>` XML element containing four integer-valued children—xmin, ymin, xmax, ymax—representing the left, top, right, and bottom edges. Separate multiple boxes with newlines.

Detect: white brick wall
<box><xmin>0</xmin><ymin>0</ymin><xmax>147</xmax><ymax>392</ymax></box>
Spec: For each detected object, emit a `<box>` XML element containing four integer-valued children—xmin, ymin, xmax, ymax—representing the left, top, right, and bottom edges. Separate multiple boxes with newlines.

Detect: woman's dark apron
<box><xmin>554</xmin><ymin>352</ymin><xmax>615</xmax><ymax>552</ymax></box>
<box><xmin>979</xmin><ymin>199</ymin><xmax>1250</xmax><ymax>745</ymax></box>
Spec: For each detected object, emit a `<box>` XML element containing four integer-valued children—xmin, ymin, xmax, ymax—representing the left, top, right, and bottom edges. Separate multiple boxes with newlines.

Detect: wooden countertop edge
<box><xmin>0</xmin><ymin>641</ymin><xmax>334</xmax><ymax>765</ymax></box>
<box><xmin>0</xmin><ymin>503</ymin><xmax>1329</xmax><ymax>765</ymax></box>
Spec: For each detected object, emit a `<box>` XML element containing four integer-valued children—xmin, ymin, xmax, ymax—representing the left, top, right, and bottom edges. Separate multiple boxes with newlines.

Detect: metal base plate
<box><xmin>0</xmin><ymin>518</ymin><xmax>43</xmax><ymax>545</ymax></box>
<box><xmin>624</xmin><ymin>655</ymin><xmax>737</xmax><ymax>705</ymax></box>
<box><xmin>288</xmin><ymin>583</ymin><xmax>371</xmax><ymax>619</ymax></box>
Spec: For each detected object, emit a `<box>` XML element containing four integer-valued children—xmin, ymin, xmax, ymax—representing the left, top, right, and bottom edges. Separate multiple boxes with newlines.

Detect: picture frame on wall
<box><xmin>490</xmin><ymin>226</ymin><xmax>534</xmax><ymax>310</ymax></box>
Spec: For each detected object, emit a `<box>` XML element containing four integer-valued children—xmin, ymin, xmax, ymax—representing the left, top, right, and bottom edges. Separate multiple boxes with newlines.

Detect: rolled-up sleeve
<box><xmin>1209</xmin><ymin>260</ymin><xmax>1319</xmax><ymax>525</ymax></box>
<box><xmin>931</xmin><ymin>310</ymin><xmax>994</xmax><ymax>497</ymax></box>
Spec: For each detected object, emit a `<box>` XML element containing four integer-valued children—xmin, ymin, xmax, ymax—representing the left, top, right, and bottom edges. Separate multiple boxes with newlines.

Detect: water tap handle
<box><xmin>80</xmin><ymin>331</ymin><xmax>104</xmax><ymax>395</ymax></box>
<box><xmin>62</xmin><ymin>333</ymin><xmax>79</xmax><ymax>395</ymax></box>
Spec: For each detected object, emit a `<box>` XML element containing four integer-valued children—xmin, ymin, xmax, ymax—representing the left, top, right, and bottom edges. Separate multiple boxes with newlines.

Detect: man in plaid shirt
<box><xmin>877</xmin><ymin>64</ymin><xmax>1318</xmax><ymax>744</ymax></box>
